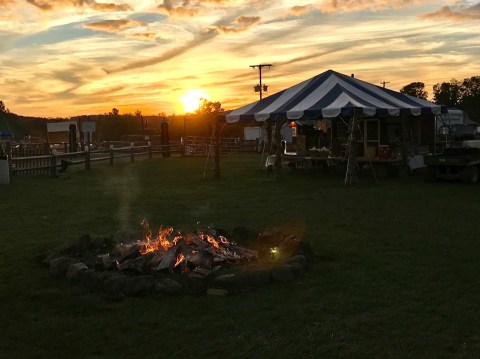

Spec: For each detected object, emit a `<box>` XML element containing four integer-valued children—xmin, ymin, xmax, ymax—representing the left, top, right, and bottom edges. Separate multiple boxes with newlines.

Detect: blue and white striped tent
<box><xmin>226</xmin><ymin>70</ymin><xmax>447</xmax><ymax>123</ymax></box>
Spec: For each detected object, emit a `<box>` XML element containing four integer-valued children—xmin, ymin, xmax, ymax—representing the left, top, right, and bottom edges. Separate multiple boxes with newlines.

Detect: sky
<box><xmin>1</xmin><ymin>0</ymin><xmax>480</xmax><ymax>117</ymax></box>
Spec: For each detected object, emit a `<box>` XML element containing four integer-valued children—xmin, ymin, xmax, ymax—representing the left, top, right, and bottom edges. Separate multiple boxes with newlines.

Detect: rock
<box><xmin>244</xmin><ymin>269</ymin><xmax>272</xmax><ymax>288</ymax></box>
<box><xmin>123</xmin><ymin>276</ymin><xmax>154</xmax><ymax>297</ymax></box>
<box><xmin>288</xmin><ymin>262</ymin><xmax>305</xmax><ymax>276</ymax></box>
<box><xmin>49</xmin><ymin>257</ymin><xmax>75</xmax><ymax>278</ymax></box>
<box><xmin>66</xmin><ymin>262</ymin><xmax>88</xmax><ymax>282</ymax></box>
<box><xmin>97</xmin><ymin>254</ymin><xmax>117</xmax><ymax>271</ymax></box>
<box><xmin>207</xmin><ymin>288</ymin><xmax>229</xmax><ymax>296</ymax></box>
<box><xmin>103</xmin><ymin>275</ymin><xmax>127</xmax><ymax>300</ymax></box>
<box><xmin>41</xmin><ymin>249</ymin><xmax>63</xmax><ymax>266</ymax></box>
<box><xmin>155</xmin><ymin>278</ymin><xmax>184</xmax><ymax>295</ymax></box>
<box><xmin>186</xmin><ymin>272</ymin><xmax>209</xmax><ymax>294</ymax></box>
<box><xmin>78</xmin><ymin>269</ymin><xmax>98</xmax><ymax>291</ymax></box>
<box><xmin>271</xmin><ymin>264</ymin><xmax>296</xmax><ymax>282</ymax></box>
<box><xmin>213</xmin><ymin>274</ymin><xmax>239</xmax><ymax>289</ymax></box>
<box><xmin>75</xmin><ymin>234</ymin><xmax>92</xmax><ymax>252</ymax></box>
<box><xmin>287</xmin><ymin>255</ymin><xmax>308</xmax><ymax>267</ymax></box>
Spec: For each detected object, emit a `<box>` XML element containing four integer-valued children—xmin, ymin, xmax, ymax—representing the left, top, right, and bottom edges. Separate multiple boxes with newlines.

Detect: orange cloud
<box><xmin>128</xmin><ymin>32</ymin><xmax>158</xmax><ymax>40</ymax></box>
<box><xmin>422</xmin><ymin>3</ymin><xmax>480</xmax><ymax>21</ymax></box>
<box><xmin>318</xmin><ymin>0</ymin><xmax>419</xmax><ymax>13</ymax></box>
<box><xmin>157</xmin><ymin>0</ymin><xmax>199</xmax><ymax>17</ymax></box>
<box><xmin>0</xmin><ymin>0</ymin><xmax>15</xmax><ymax>6</ymax></box>
<box><xmin>288</xmin><ymin>4</ymin><xmax>315</xmax><ymax>16</ymax></box>
<box><xmin>26</xmin><ymin>0</ymin><xmax>132</xmax><ymax>12</ymax></box>
<box><xmin>213</xmin><ymin>15</ymin><xmax>261</xmax><ymax>33</ymax></box>
<box><xmin>84</xmin><ymin>19</ymin><xmax>146</xmax><ymax>33</ymax></box>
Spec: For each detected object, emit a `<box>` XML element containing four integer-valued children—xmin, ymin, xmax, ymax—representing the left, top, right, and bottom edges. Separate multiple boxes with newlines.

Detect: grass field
<box><xmin>1</xmin><ymin>154</ymin><xmax>480</xmax><ymax>358</ymax></box>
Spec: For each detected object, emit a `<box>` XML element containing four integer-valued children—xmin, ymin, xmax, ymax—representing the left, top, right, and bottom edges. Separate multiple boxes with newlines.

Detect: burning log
<box><xmin>117</xmin><ymin>244</ymin><xmax>141</xmax><ymax>263</ymax></box>
<box><xmin>188</xmin><ymin>250</ymin><xmax>214</xmax><ymax>269</ymax></box>
<box><xmin>155</xmin><ymin>245</ymin><xmax>180</xmax><ymax>271</ymax></box>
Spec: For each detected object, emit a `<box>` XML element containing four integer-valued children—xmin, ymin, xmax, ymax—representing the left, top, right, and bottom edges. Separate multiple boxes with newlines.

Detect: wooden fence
<box><xmin>0</xmin><ymin>137</ymin><xmax>260</xmax><ymax>178</ymax></box>
<box><xmin>185</xmin><ymin>136</ymin><xmax>260</xmax><ymax>155</ymax></box>
<box><xmin>2</xmin><ymin>142</ymin><xmax>182</xmax><ymax>177</ymax></box>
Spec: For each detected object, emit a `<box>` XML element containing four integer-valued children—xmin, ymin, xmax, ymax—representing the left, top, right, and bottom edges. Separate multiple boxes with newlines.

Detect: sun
<box><xmin>180</xmin><ymin>89</ymin><xmax>208</xmax><ymax>113</ymax></box>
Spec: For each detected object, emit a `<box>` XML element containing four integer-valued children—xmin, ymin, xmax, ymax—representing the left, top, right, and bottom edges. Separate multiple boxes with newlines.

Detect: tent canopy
<box><xmin>226</xmin><ymin>70</ymin><xmax>447</xmax><ymax>123</ymax></box>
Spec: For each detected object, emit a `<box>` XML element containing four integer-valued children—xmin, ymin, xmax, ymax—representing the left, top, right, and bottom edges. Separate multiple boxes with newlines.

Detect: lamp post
<box><xmin>250</xmin><ymin>64</ymin><xmax>273</xmax><ymax>153</ymax></box>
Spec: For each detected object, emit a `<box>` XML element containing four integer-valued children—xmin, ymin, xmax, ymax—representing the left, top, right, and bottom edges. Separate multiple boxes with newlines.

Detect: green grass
<box><xmin>1</xmin><ymin>155</ymin><xmax>480</xmax><ymax>358</ymax></box>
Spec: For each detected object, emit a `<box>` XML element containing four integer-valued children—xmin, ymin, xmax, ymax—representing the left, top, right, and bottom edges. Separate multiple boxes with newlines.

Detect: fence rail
<box><xmin>3</xmin><ymin>142</ymin><xmax>182</xmax><ymax>177</ymax></box>
<box><xmin>185</xmin><ymin>136</ymin><xmax>260</xmax><ymax>155</ymax></box>
<box><xmin>1</xmin><ymin>137</ymin><xmax>259</xmax><ymax>178</ymax></box>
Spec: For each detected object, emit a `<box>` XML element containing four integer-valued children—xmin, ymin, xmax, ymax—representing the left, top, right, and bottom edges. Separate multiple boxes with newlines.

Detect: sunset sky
<box><xmin>1</xmin><ymin>0</ymin><xmax>480</xmax><ymax>117</ymax></box>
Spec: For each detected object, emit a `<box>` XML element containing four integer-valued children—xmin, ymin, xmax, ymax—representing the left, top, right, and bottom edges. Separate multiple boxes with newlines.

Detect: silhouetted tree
<box><xmin>0</xmin><ymin>100</ymin><xmax>10</xmax><ymax>114</ymax></box>
<box><xmin>400</xmin><ymin>82</ymin><xmax>428</xmax><ymax>99</ymax></box>
<box><xmin>460</xmin><ymin>76</ymin><xmax>480</xmax><ymax>122</ymax></box>
<box><xmin>433</xmin><ymin>80</ymin><xmax>461</xmax><ymax>107</ymax></box>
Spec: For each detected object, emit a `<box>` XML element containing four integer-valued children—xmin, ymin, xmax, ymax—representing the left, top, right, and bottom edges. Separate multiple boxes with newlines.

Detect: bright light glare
<box><xmin>180</xmin><ymin>89</ymin><xmax>208</xmax><ymax>113</ymax></box>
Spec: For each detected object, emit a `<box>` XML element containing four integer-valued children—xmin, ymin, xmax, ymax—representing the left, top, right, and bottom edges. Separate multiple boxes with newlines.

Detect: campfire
<box><xmin>43</xmin><ymin>222</ymin><xmax>312</xmax><ymax>299</ymax></box>
<box><xmin>106</xmin><ymin>221</ymin><xmax>258</xmax><ymax>275</ymax></box>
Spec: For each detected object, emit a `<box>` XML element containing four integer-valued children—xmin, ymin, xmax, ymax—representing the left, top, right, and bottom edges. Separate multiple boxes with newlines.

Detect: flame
<box><xmin>174</xmin><ymin>253</ymin><xmax>185</xmax><ymax>268</ymax></box>
<box><xmin>219</xmin><ymin>236</ymin><xmax>229</xmax><ymax>245</ymax></box>
<box><xmin>140</xmin><ymin>225</ymin><xmax>175</xmax><ymax>254</ymax></box>
<box><xmin>206</xmin><ymin>235</ymin><xmax>220</xmax><ymax>249</ymax></box>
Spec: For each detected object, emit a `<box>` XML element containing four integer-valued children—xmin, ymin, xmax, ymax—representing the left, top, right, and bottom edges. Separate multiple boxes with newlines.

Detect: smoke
<box><xmin>104</xmin><ymin>166</ymin><xmax>140</xmax><ymax>232</ymax></box>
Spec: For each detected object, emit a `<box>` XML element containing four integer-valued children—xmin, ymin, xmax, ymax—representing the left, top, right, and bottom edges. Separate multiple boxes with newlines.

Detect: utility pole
<box><xmin>250</xmin><ymin>64</ymin><xmax>272</xmax><ymax>100</ymax></box>
<box><xmin>380</xmin><ymin>81</ymin><xmax>390</xmax><ymax>88</ymax></box>
<box><xmin>250</xmin><ymin>64</ymin><xmax>273</xmax><ymax>155</ymax></box>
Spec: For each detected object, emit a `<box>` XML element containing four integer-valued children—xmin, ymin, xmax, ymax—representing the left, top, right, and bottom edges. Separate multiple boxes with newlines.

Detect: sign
<box><xmin>47</xmin><ymin>121</ymin><xmax>78</xmax><ymax>132</ymax></box>
<box><xmin>82</xmin><ymin>122</ymin><xmax>96</xmax><ymax>133</ymax></box>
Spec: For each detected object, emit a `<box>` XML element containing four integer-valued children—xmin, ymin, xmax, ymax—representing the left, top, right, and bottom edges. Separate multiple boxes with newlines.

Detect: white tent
<box><xmin>226</xmin><ymin>70</ymin><xmax>446</xmax><ymax>123</ymax></box>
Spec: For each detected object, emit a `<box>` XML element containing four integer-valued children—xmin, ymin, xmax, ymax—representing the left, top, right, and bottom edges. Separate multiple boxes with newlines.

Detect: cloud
<box><xmin>84</xmin><ymin>19</ymin><xmax>146</xmax><ymax>33</ymax></box>
<box><xmin>26</xmin><ymin>0</ymin><xmax>132</xmax><ymax>12</ymax></box>
<box><xmin>212</xmin><ymin>15</ymin><xmax>261</xmax><ymax>33</ymax></box>
<box><xmin>292</xmin><ymin>0</ymin><xmax>421</xmax><ymax>14</ymax></box>
<box><xmin>105</xmin><ymin>27</ymin><xmax>219</xmax><ymax>73</ymax></box>
<box><xmin>157</xmin><ymin>0</ymin><xmax>200</xmax><ymax>17</ymax></box>
<box><xmin>128</xmin><ymin>32</ymin><xmax>158</xmax><ymax>40</ymax></box>
<box><xmin>422</xmin><ymin>2</ymin><xmax>480</xmax><ymax>21</ymax></box>
<box><xmin>288</xmin><ymin>4</ymin><xmax>315</xmax><ymax>16</ymax></box>
<box><xmin>0</xmin><ymin>0</ymin><xmax>14</xmax><ymax>7</ymax></box>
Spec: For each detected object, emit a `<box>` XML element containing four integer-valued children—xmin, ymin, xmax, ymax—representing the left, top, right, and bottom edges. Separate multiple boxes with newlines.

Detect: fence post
<box><xmin>180</xmin><ymin>137</ymin><xmax>185</xmax><ymax>157</ymax></box>
<box><xmin>50</xmin><ymin>153</ymin><xmax>57</xmax><ymax>177</ymax></box>
<box><xmin>85</xmin><ymin>146</ymin><xmax>91</xmax><ymax>170</ymax></box>
<box><xmin>6</xmin><ymin>142</ymin><xmax>12</xmax><ymax>177</ymax></box>
<box><xmin>148</xmin><ymin>142</ymin><xmax>152</xmax><ymax>159</ymax></box>
<box><xmin>110</xmin><ymin>145</ymin><xmax>114</xmax><ymax>166</ymax></box>
<box><xmin>130</xmin><ymin>143</ymin><xmax>134</xmax><ymax>162</ymax></box>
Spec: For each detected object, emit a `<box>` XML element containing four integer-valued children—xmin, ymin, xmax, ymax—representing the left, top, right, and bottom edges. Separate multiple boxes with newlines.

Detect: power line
<box><xmin>250</xmin><ymin>64</ymin><xmax>272</xmax><ymax>100</ymax></box>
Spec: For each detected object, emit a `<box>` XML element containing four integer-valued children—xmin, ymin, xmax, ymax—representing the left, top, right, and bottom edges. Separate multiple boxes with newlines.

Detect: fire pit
<box><xmin>42</xmin><ymin>223</ymin><xmax>313</xmax><ymax>300</ymax></box>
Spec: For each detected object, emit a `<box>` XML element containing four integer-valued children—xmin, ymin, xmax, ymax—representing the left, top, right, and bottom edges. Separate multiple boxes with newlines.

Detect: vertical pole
<box><xmin>148</xmin><ymin>141</ymin><xmax>152</xmax><ymax>159</ymax></box>
<box><xmin>50</xmin><ymin>153</ymin><xmax>57</xmax><ymax>177</ymax></box>
<box><xmin>214</xmin><ymin>116</ymin><xmax>221</xmax><ymax>179</ymax></box>
<box><xmin>109</xmin><ymin>145</ymin><xmax>114</xmax><ymax>166</ymax></box>
<box><xmin>273</xmin><ymin>121</ymin><xmax>283</xmax><ymax>180</ymax></box>
<box><xmin>85</xmin><ymin>145</ymin><xmax>91</xmax><ymax>170</ymax></box>
<box><xmin>259</xmin><ymin>67</ymin><xmax>263</xmax><ymax>100</ymax></box>
<box><xmin>180</xmin><ymin>137</ymin><xmax>185</xmax><ymax>157</ymax></box>
<box><xmin>130</xmin><ymin>142</ymin><xmax>134</xmax><ymax>162</ymax></box>
<box><xmin>6</xmin><ymin>142</ymin><xmax>12</xmax><ymax>177</ymax></box>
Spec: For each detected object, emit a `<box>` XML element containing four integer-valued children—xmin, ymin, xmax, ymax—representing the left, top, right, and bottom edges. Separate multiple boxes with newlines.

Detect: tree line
<box><xmin>400</xmin><ymin>76</ymin><xmax>480</xmax><ymax>121</ymax></box>
<box><xmin>0</xmin><ymin>100</ymin><xmax>245</xmax><ymax>142</ymax></box>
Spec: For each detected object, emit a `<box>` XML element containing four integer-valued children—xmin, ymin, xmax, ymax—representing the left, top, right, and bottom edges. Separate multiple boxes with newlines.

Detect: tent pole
<box><xmin>344</xmin><ymin>113</ymin><xmax>359</xmax><ymax>185</ymax></box>
<box><xmin>273</xmin><ymin>120</ymin><xmax>284</xmax><ymax>180</ymax></box>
